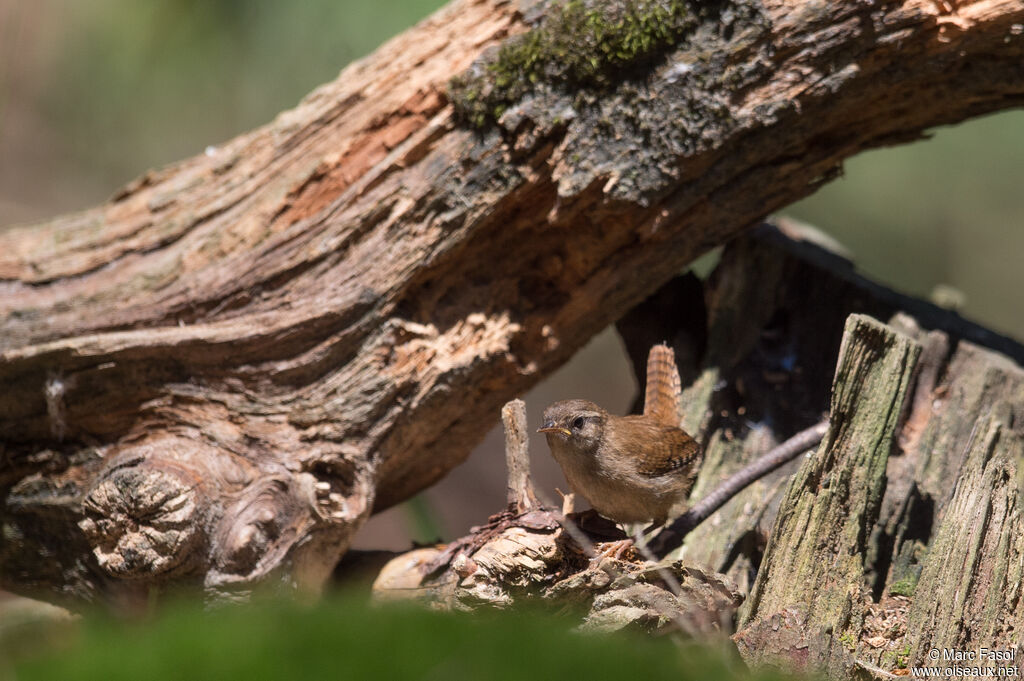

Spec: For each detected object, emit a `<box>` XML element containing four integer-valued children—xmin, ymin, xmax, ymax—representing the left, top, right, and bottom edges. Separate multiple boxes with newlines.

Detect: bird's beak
<box><xmin>537</xmin><ymin>422</ymin><xmax>571</xmax><ymax>437</ymax></box>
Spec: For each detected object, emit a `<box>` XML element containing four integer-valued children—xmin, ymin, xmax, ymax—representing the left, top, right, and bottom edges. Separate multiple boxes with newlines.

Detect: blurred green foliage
<box><xmin>8</xmin><ymin>591</ymin><xmax>790</xmax><ymax>681</ymax></box>
<box><xmin>788</xmin><ymin>111</ymin><xmax>1024</xmax><ymax>340</ymax></box>
<box><xmin>41</xmin><ymin>0</ymin><xmax>444</xmax><ymax>182</ymax></box>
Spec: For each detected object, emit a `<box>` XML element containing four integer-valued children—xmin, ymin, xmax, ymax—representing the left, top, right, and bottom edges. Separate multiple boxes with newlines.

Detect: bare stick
<box><xmin>651</xmin><ymin>419</ymin><xmax>830</xmax><ymax>555</ymax></box>
<box><xmin>503</xmin><ymin>399</ymin><xmax>537</xmax><ymax>512</ymax></box>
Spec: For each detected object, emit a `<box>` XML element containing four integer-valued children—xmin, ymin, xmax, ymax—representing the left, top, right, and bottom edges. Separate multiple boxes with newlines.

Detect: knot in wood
<box><xmin>79</xmin><ymin>461</ymin><xmax>204</xmax><ymax>579</ymax></box>
<box><xmin>216</xmin><ymin>480</ymin><xmax>292</xmax><ymax>576</ymax></box>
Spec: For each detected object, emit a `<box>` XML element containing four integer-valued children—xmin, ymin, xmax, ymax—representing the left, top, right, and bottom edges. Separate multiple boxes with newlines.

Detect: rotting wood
<box><xmin>880</xmin><ymin>319</ymin><xmax>1024</xmax><ymax>672</ymax></box>
<box><xmin>735</xmin><ymin>314</ymin><xmax>922</xmax><ymax>677</ymax></box>
<box><xmin>730</xmin><ymin>311</ymin><xmax>1024</xmax><ymax>678</ymax></box>
<box><xmin>2</xmin><ymin>0</ymin><xmax>1024</xmax><ymax>605</ymax></box>
<box><xmin>502</xmin><ymin>399</ymin><xmax>537</xmax><ymax>512</ymax></box>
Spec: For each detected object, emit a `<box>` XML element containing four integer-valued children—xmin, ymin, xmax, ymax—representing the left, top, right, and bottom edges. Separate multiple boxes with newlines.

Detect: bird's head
<box><xmin>537</xmin><ymin>399</ymin><xmax>607</xmax><ymax>455</ymax></box>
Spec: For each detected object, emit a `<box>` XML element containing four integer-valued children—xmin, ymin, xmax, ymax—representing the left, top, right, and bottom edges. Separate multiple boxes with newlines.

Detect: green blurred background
<box><xmin>1</xmin><ymin>0</ymin><xmax>1022</xmax><ymax>548</ymax></box>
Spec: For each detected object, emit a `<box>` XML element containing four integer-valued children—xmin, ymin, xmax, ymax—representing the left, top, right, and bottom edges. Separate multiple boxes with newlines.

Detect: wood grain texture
<box><xmin>739</xmin><ymin>315</ymin><xmax>922</xmax><ymax>657</ymax></box>
<box><xmin>731</xmin><ymin>311</ymin><xmax>1024</xmax><ymax>678</ymax></box>
<box><xmin>502</xmin><ymin>399</ymin><xmax>537</xmax><ymax>511</ymax></box>
<box><xmin>2</xmin><ymin>0</ymin><xmax>1023</xmax><ymax>604</ymax></box>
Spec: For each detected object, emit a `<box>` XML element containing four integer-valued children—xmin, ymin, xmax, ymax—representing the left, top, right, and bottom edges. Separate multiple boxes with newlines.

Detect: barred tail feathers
<box><xmin>643</xmin><ymin>343</ymin><xmax>682</xmax><ymax>428</ymax></box>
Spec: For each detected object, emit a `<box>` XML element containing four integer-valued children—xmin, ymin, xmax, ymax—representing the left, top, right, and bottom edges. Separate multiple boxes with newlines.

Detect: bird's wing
<box><xmin>643</xmin><ymin>343</ymin><xmax>682</xmax><ymax>428</ymax></box>
<box><xmin>634</xmin><ymin>425</ymin><xmax>701</xmax><ymax>479</ymax></box>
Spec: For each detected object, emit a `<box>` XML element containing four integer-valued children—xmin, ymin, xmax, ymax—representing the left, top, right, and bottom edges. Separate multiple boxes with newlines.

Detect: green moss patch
<box><xmin>451</xmin><ymin>0</ymin><xmax>702</xmax><ymax>127</ymax></box>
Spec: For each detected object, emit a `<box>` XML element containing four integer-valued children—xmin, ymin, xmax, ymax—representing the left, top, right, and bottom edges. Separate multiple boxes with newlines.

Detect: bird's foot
<box><xmin>595</xmin><ymin>538</ymin><xmax>636</xmax><ymax>562</ymax></box>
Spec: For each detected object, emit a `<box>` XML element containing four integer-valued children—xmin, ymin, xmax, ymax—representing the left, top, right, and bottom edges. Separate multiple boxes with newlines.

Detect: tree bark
<box><xmin>733</xmin><ymin>315</ymin><xmax>1024</xmax><ymax>679</ymax></box>
<box><xmin>2</xmin><ymin>0</ymin><xmax>1023</xmax><ymax>605</ymax></box>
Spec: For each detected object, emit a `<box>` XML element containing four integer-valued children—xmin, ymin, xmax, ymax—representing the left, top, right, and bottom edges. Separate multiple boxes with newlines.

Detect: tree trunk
<box><xmin>2</xmin><ymin>0</ymin><xmax>1023</xmax><ymax>605</ymax></box>
<box><xmin>734</xmin><ymin>312</ymin><xmax>1024</xmax><ymax>679</ymax></box>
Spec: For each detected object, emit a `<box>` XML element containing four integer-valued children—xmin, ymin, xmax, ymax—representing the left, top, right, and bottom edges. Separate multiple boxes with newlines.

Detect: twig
<box><xmin>650</xmin><ymin>419</ymin><xmax>830</xmax><ymax>555</ymax></box>
<box><xmin>421</xmin><ymin>400</ymin><xmax>542</xmax><ymax>578</ymax></box>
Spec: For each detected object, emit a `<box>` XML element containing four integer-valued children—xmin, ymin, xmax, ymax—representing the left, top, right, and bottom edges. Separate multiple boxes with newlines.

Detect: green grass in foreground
<box><xmin>8</xmin><ymin>590</ymin><xmax>792</xmax><ymax>681</ymax></box>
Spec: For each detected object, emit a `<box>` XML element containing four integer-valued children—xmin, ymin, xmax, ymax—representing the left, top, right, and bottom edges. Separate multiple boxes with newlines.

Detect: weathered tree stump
<box><xmin>629</xmin><ymin>225</ymin><xmax>1024</xmax><ymax>677</ymax></box>
<box><xmin>735</xmin><ymin>314</ymin><xmax>922</xmax><ymax>677</ymax></box>
<box><xmin>734</xmin><ymin>318</ymin><xmax>1024</xmax><ymax>677</ymax></box>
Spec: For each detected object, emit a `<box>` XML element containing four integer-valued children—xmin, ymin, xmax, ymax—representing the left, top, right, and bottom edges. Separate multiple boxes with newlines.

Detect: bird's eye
<box><xmin>571</xmin><ymin>416</ymin><xmax>586</xmax><ymax>431</ymax></box>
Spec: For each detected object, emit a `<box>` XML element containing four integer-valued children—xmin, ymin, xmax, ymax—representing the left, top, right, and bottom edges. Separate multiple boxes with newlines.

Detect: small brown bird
<box><xmin>538</xmin><ymin>345</ymin><xmax>701</xmax><ymax>525</ymax></box>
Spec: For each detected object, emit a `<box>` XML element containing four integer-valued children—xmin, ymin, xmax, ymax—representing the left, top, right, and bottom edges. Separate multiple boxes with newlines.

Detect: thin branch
<box><xmin>650</xmin><ymin>419</ymin><xmax>830</xmax><ymax>555</ymax></box>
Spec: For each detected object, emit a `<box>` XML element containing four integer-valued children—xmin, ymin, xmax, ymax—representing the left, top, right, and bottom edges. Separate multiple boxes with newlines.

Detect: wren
<box><xmin>539</xmin><ymin>344</ymin><xmax>700</xmax><ymax>524</ymax></box>
<box><xmin>538</xmin><ymin>399</ymin><xmax>701</xmax><ymax>525</ymax></box>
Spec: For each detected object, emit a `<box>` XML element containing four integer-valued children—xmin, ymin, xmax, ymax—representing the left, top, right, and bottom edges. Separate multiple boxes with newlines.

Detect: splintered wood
<box><xmin>502</xmin><ymin>399</ymin><xmax>536</xmax><ymax>513</ymax></box>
